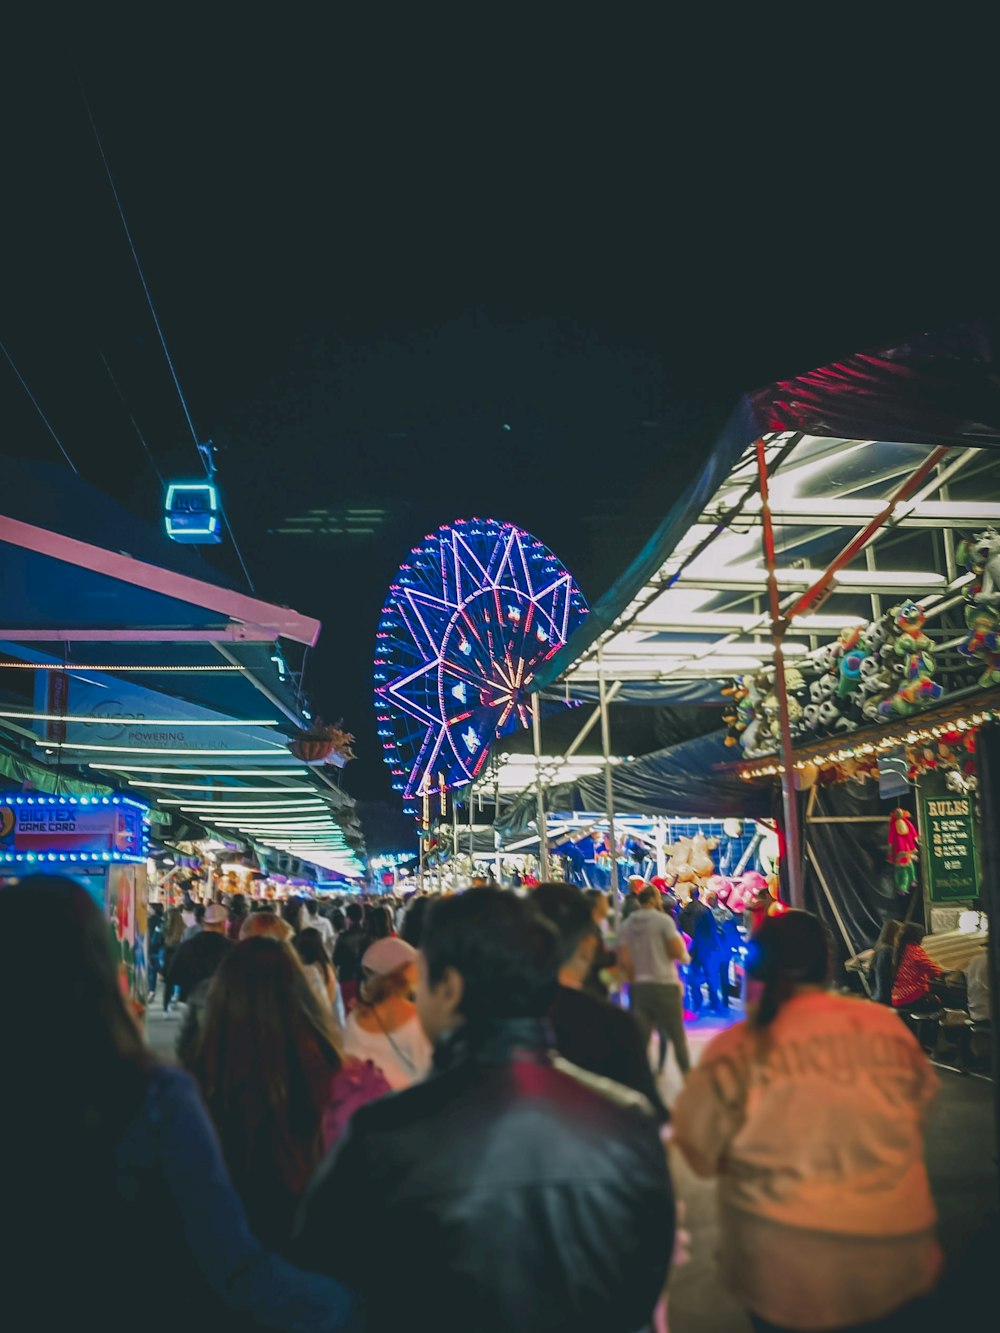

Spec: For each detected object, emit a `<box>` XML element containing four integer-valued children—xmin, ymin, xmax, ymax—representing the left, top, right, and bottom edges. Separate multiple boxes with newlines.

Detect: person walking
<box><xmin>617</xmin><ymin>884</ymin><xmax>691</xmax><ymax>1077</ymax></box>
<box><xmin>295</xmin><ymin>888</ymin><xmax>675</xmax><ymax>1333</ymax></box>
<box><xmin>0</xmin><ymin>877</ymin><xmax>361</xmax><ymax>1332</ymax></box>
<box><xmin>302</xmin><ymin>898</ymin><xmax>336</xmax><ymax>958</ymax></box>
<box><xmin>679</xmin><ymin>887</ymin><xmax>724</xmax><ymax>1015</ymax></box>
<box><xmin>332</xmin><ymin>902</ymin><xmax>367</xmax><ymax>1011</ymax></box>
<box><xmin>342</xmin><ymin>937</ymin><xmax>432</xmax><ymax>1090</ymax></box>
<box><xmin>146</xmin><ymin>902</ymin><xmax>165</xmax><ymax>1003</ymax></box>
<box><xmin>533</xmin><ymin>882</ymin><xmax>667</xmax><ymax>1120</ymax></box>
<box><xmin>672</xmin><ymin>910</ymin><xmax>941</xmax><ymax>1332</ymax></box>
<box><xmin>706</xmin><ymin>888</ymin><xmax>741</xmax><ymax>1009</ymax></box>
<box><xmin>167</xmin><ymin>903</ymin><xmax>233</xmax><ymax>1064</ymax></box>
<box><xmin>160</xmin><ymin>906</ymin><xmax>186</xmax><ymax>1013</ymax></box>
<box><xmin>194</xmin><ymin>936</ymin><xmax>343</xmax><ymax>1251</ymax></box>
<box><xmin>295</xmin><ymin>927</ymin><xmax>343</xmax><ymax>1025</ymax></box>
<box><xmin>226</xmin><ymin>892</ymin><xmax>248</xmax><ymax>941</ymax></box>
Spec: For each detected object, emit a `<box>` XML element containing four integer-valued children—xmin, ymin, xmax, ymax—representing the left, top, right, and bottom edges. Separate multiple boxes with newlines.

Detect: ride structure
<box><xmin>375</xmin><ymin>518</ymin><xmax>587</xmax><ymax>816</ymax></box>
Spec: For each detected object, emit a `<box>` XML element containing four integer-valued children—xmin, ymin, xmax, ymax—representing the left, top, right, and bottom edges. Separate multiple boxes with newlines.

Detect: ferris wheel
<box><xmin>375</xmin><ymin>518</ymin><xmax>587</xmax><ymax>812</ymax></box>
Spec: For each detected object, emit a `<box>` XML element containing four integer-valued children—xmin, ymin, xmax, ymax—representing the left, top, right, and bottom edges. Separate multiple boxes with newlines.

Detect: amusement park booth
<box><xmin>0</xmin><ymin>792</ymin><xmax>150</xmax><ymax>1017</ymax></box>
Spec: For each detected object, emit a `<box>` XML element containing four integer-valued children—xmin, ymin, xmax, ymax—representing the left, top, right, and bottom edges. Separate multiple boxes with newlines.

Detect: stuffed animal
<box><xmin>879</xmin><ymin>600</ymin><xmax>943</xmax><ymax>718</ymax></box>
<box><xmin>887</xmin><ymin>808</ymin><xmax>919</xmax><ymax>895</ymax></box>
<box><xmin>966</xmin><ymin>527</ymin><xmax>1000</xmax><ymax>607</ymax></box>
<box><xmin>689</xmin><ymin>831</ymin><xmax>718</xmax><ymax>879</ymax></box>
<box><xmin>958</xmin><ymin>604</ymin><xmax>1000</xmax><ymax>687</ymax></box>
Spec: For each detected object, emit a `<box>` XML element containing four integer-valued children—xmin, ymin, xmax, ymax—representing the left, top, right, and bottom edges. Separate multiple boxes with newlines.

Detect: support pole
<box><xmin>452</xmin><ymin>796</ymin><xmax>460</xmax><ymax>891</ymax></box>
<box><xmin>756</xmin><ymin>439</ymin><xmax>805</xmax><ymax>909</ymax></box>
<box><xmin>597</xmin><ymin>648</ymin><xmax>621</xmax><ymax>927</ymax></box>
<box><xmin>493</xmin><ymin>775</ymin><xmax>503</xmax><ymax>885</ymax></box>
<box><xmin>655</xmin><ymin>817</ymin><xmax>667</xmax><ymax>879</ymax></box>
<box><xmin>531</xmin><ymin>693</ymin><xmax>550</xmax><ymax>880</ymax></box>
<box><xmin>468</xmin><ymin>786</ymin><xmax>475</xmax><ymax>869</ymax></box>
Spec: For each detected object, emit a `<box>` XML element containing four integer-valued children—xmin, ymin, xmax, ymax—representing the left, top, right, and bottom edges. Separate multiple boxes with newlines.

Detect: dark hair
<box><xmin>330</xmin><ymin>907</ymin><xmax>346</xmax><ymax>933</ymax></box>
<box><xmin>194</xmin><ymin>937</ymin><xmax>340</xmax><ymax>1243</ymax></box>
<box><xmin>422</xmin><ymin>888</ymin><xmax>558</xmax><ymax>1025</ymax></box>
<box><xmin>294</xmin><ymin>927</ymin><xmax>332</xmax><ymax>980</ymax></box>
<box><xmin>747</xmin><ymin>910</ymin><xmax>830</xmax><ymax>1029</ymax></box>
<box><xmin>280</xmin><ymin>897</ymin><xmax>301</xmax><ymax>930</ymax></box>
<box><xmin>345</xmin><ymin>901</ymin><xmax>364</xmax><ymax>926</ymax></box>
<box><xmin>531</xmin><ymin>883</ymin><xmax>594</xmax><ymax>968</ymax></box>
<box><xmin>583</xmin><ymin>889</ymin><xmax>609</xmax><ymax>913</ymax></box>
<box><xmin>637</xmin><ymin>885</ymin><xmax>660</xmax><ymax>906</ymax></box>
<box><xmin>305</xmin><ymin>898</ymin><xmax>319</xmax><ymax>916</ymax></box>
<box><xmin>874</xmin><ymin>919</ymin><xmax>902</xmax><ymax>952</ymax></box>
<box><xmin>194</xmin><ymin>903</ymin><xmax>206</xmax><ymax>924</ymax></box>
<box><xmin>228</xmin><ymin>893</ymin><xmax>248</xmax><ymax>919</ymax></box>
<box><xmin>399</xmin><ymin>894</ymin><xmax>430</xmax><ymax>948</ymax></box>
<box><xmin>892</xmin><ymin>921</ymin><xmax>925</xmax><ymax>971</ymax></box>
<box><xmin>365</xmin><ymin>904</ymin><xmax>393</xmax><ymax>943</ymax></box>
<box><xmin>0</xmin><ymin>878</ymin><xmax>150</xmax><ymax>1266</ymax></box>
<box><xmin>688</xmin><ymin>888</ymin><xmax>700</xmax><ymax>901</ymax></box>
<box><xmin>163</xmin><ymin>906</ymin><xmax>186</xmax><ymax>948</ymax></box>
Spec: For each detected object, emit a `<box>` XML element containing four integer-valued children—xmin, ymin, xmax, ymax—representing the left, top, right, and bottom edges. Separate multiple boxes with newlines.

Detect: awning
<box><xmin>532</xmin><ymin>324</ymin><xmax>1000</xmax><ymax>705</ymax></box>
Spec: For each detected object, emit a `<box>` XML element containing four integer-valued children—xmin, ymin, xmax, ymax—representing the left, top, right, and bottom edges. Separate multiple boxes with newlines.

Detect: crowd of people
<box><xmin>1</xmin><ymin>870</ymin><xmax>977</xmax><ymax>1332</ymax></box>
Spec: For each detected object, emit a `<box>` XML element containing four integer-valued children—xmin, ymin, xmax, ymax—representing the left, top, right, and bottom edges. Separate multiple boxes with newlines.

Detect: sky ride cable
<box><xmin>78</xmin><ymin>81</ymin><xmax>257</xmax><ymax>593</ymax></box>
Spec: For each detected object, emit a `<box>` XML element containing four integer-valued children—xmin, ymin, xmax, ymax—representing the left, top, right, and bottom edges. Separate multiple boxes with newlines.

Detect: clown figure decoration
<box><xmin>887</xmin><ymin>808</ymin><xmax>920</xmax><ymax>896</ymax></box>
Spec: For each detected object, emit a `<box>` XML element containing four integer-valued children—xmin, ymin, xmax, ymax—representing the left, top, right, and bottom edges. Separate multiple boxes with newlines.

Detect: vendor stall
<box><xmin>0</xmin><ymin>793</ymin><xmax>150</xmax><ymax>1018</ymax></box>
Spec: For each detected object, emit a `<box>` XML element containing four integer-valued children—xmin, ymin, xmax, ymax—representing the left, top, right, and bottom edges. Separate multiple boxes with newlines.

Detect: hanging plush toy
<box><xmin>958</xmin><ymin>604</ymin><xmax>1000</xmax><ymax>687</ymax></box>
<box><xmin>879</xmin><ymin>601</ymin><xmax>944</xmax><ymax>718</ymax></box>
<box><xmin>689</xmin><ymin>831</ymin><xmax>718</xmax><ymax>880</ymax></box>
<box><xmin>887</xmin><ymin>808</ymin><xmax>920</xmax><ymax>895</ymax></box>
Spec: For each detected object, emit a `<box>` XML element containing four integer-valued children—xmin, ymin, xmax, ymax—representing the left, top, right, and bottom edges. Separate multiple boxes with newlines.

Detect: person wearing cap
<box><xmin>341</xmin><ymin>937</ymin><xmax>432</xmax><ymax>1090</ymax></box>
<box><xmin>168</xmin><ymin>903</ymin><xmax>234</xmax><ymax>1065</ymax></box>
<box><xmin>621</xmin><ymin>874</ymin><xmax>647</xmax><ymax>920</ymax></box>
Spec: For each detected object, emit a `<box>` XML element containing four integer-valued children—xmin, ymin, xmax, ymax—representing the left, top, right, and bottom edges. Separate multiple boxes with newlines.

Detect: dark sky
<box><xmin>6</xmin><ymin>19</ymin><xmax>997</xmax><ymax>802</ymax></box>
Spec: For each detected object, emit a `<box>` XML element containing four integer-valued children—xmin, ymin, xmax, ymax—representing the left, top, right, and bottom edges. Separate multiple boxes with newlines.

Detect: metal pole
<box><xmin>655</xmin><ymin>817</ymin><xmax>667</xmax><ymax>879</ymax></box>
<box><xmin>452</xmin><ymin>795</ymin><xmax>460</xmax><ymax>890</ymax></box>
<box><xmin>756</xmin><ymin>438</ymin><xmax>805</xmax><ymax>909</ymax></box>
<box><xmin>493</xmin><ymin>775</ymin><xmax>503</xmax><ymax>884</ymax></box>
<box><xmin>418</xmin><ymin>828</ymin><xmax>425</xmax><ymax>892</ymax></box>
<box><xmin>468</xmin><ymin>786</ymin><xmax>475</xmax><ymax>870</ymax></box>
<box><xmin>597</xmin><ymin>647</ymin><xmax>621</xmax><ymax>928</ymax></box>
<box><xmin>531</xmin><ymin>693</ymin><xmax>550</xmax><ymax>879</ymax></box>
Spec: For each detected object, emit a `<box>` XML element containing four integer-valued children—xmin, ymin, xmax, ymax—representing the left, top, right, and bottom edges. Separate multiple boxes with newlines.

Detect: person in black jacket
<box><xmin>533</xmin><ymin>881</ymin><xmax>668</xmax><ymax>1122</ymax></box>
<box><xmin>679</xmin><ymin>888</ymin><xmax>724</xmax><ymax>1014</ymax></box>
<box><xmin>295</xmin><ymin>888</ymin><xmax>674</xmax><ymax>1333</ymax></box>
<box><xmin>332</xmin><ymin>901</ymin><xmax>366</xmax><ymax>1009</ymax></box>
<box><xmin>167</xmin><ymin>904</ymin><xmax>233</xmax><ymax>1064</ymax></box>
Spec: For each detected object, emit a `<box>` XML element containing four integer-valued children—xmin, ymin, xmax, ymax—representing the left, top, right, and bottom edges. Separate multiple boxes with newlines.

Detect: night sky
<box><xmin>6</xmin><ymin>20</ymin><xmax>997</xmax><ymax>805</ymax></box>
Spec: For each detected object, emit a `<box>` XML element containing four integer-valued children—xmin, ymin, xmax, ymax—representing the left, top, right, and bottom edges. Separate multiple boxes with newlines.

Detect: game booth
<box><xmin>0</xmin><ymin>793</ymin><xmax>151</xmax><ymax>1020</ymax></box>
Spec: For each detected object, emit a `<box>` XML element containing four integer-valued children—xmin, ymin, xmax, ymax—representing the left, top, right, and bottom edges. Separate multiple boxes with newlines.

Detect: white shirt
<box><xmin>618</xmin><ymin>907</ymin><xmax>683</xmax><ymax>984</ymax></box>
<box><xmin>966</xmin><ymin>950</ymin><xmax>990</xmax><ymax>1022</ymax></box>
<box><xmin>342</xmin><ymin>1011</ymin><xmax>433</xmax><ymax>1091</ymax></box>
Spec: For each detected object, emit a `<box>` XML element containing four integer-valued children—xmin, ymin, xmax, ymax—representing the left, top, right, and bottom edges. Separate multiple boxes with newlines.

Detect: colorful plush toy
<box><xmin>958</xmin><ymin>604</ymin><xmax>1000</xmax><ymax>687</ymax></box>
<box><xmin>879</xmin><ymin>600</ymin><xmax>943</xmax><ymax>718</ymax></box>
<box><xmin>887</xmin><ymin>808</ymin><xmax>919</xmax><ymax>895</ymax></box>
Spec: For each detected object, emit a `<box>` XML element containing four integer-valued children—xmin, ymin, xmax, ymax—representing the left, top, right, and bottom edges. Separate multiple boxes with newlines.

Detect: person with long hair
<box><xmin>0</xmin><ymin>876</ymin><xmax>359</xmax><ymax>1332</ymax></box>
<box><xmin>193</xmin><ymin>936</ymin><xmax>342</xmax><ymax>1250</ymax></box>
<box><xmin>295</xmin><ymin>926</ymin><xmax>343</xmax><ymax>1023</ymax></box>
<box><xmin>672</xmin><ymin>910</ymin><xmax>941</xmax><ymax>1332</ymax></box>
<box><xmin>342</xmin><ymin>936</ymin><xmax>432</xmax><ymax>1090</ymax></box>
<box><xmin>161</xmin><ymin>905</ymin><xmax>186</xmax><ymax>1012</ymax></box>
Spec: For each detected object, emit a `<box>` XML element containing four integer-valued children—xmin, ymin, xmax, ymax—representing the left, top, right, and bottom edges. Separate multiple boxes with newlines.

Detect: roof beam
<box><xmin>0</xmin><ymin>513</ymin><xmax>320</xmax><ymax>646</ymax></box>
<box><xmin>0</xmin><ymin>626</ymin><xmax>278</xmax><ymax>642</ymax></box>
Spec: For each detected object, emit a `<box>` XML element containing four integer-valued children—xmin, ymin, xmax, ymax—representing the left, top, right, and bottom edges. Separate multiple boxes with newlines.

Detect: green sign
<box><xmin>919</xmin><ymin>775</ymin><xmax>979</xmax><ymax>903</ymax></box>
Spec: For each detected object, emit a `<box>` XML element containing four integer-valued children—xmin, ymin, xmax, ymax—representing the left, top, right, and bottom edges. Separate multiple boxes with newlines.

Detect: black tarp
<box><xmin>801</xmin><ymin>781</ymin><xmax>921</xmax><ymax>964</ymax></box>
<box><xmin>496</xmin><ymin>729</ymin><xmax>770</xmax><ymax>837</ymax></box>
